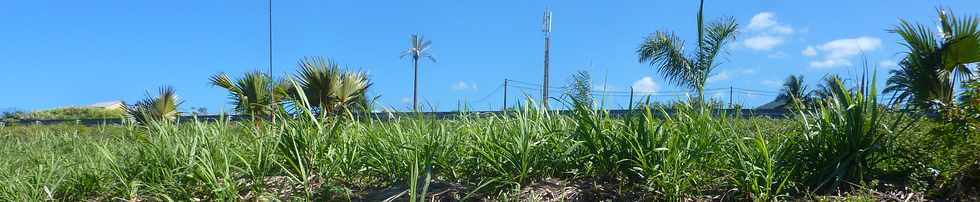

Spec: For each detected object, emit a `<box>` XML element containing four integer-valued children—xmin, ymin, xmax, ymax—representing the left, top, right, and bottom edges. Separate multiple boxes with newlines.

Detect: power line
<box><xmin>474</xmin><ymin>84</ymin><xmax>504</xmax><ymax>104</ymax></box>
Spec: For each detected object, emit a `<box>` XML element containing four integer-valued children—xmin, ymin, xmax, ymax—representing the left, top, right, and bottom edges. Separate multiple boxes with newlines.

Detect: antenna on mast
<box><xmin>542</xmin><ymin>8</ymin><xmax>552</xmax><ymax>109</ymax></box>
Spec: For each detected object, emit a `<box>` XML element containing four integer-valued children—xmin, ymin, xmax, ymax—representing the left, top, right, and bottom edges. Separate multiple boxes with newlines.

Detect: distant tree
<box><xmin>637</xmin><ymin>0</ymin><xmax>737</xmax><ymax>105</ymax></box>
<box><xmin>886</xmin><ymin>8</ymin><xmax>980</xmax><ymax>111</ymax></box>
<box><xmin>209</xmin><ymin>71</ymin><xmax>287</xmax><ymax>119</ymax></box>
<box><xmin>401</xmin><ymin>34</ymin><xmax>436</xmax><ymax>112</ymax></box>
<box><xmin>566</xmin><ymin>71</ymin><xmax>593</xmax><ymax>108</ymax></box>
<box><xmin>813</xmin><ymin>74</ymin><xmax>844</xmax><ymax>101</ymax></box>
<box><xmin>124</xmin><ymin>86</ymin><xmax>181</xmax><ymax>124</ymax></box>
<box><xmin>777</xmin><ymin>75</ymin><xmax>810</xmax><ymax>110</ymax></box>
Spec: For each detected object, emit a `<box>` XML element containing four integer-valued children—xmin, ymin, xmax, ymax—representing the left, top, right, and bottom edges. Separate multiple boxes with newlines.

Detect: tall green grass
<box><xmin>0</xmin><ymin>91</ymin><xmax>966</xmax><ymax>200</ymax></box>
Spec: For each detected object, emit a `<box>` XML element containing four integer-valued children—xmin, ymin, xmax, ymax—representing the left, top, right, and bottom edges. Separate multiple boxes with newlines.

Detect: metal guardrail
<box><xmin>11</xmin><ymin>109</ymin><xmax>792</xmax><ymax>126</ymax></box>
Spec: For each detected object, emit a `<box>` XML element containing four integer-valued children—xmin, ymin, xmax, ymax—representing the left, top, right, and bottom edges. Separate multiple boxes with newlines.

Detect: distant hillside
<box><xmin>17</xmin><ymin>107</ymin><xmax>125</xmax><ymax>120</ymax></box>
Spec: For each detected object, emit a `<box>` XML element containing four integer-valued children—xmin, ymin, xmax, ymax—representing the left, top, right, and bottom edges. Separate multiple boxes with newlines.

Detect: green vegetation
<box><xmin>14</xmin><ymin>107</ymin><xmax>124</xmax><ymax>120</ymax></box>
<box><xmin>885</xmin><ymin>9</ymin><xmax>980</xmax><ymax>112</ymax></box>
<box><xmin>2</xmin><ymin>90</ymin><xmax>976</xmax><ymax>200</ymax></box>
<box><xmin>1</xmin><ymin>3</ymin><xmax>977</xmax><ymax>202</ymax></box>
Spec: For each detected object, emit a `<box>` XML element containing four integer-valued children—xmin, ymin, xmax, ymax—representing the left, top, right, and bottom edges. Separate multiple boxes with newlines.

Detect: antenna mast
<box><xmin>542</xmin><ymin>8</ymin><xmax>552</xmax><ymax>109</ymax></box>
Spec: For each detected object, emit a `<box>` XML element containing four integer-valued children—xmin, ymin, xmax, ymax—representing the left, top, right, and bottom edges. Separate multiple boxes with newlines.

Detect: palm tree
<box><xmin>637</xmin><ymin>0</ymin><xmax>738</xmax><ymax>104</ymax></box>
<box><xmin>125</xmin><ymin>86</ymin><xmax>181</xmax><ymax>124</ymax></box>
<box><xmin>777</xmin><ymin>75</ymin><xmax>809</xmax><ymax>110</ymax></box>
<box><xmin>209</xmin><ymin>71</ymin><xmax>287</xmax><ymax>119</ymax></box>
<box><xmin>813</xmin><ymin>74</ymin><xmax>844</xmax><ymax>101</ymax></box>
<box><xmin>401</xmin><ymin>34</ymin><xmax>435</xmax><ymax>111</ymax></box>
<box><xmin>291</xmin><ymin>57</ymin><xmax>372</xmax><ymax>115</ymax></box>
<box><xmin>887</xmin><ymin>8</ymin><xmax>980</xmax><ymax>111</ymax></box>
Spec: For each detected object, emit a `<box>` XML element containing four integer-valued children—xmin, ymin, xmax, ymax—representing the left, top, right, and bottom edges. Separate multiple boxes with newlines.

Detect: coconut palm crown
<box><xmin>637</xmin><ymin>0</ymin><xmax>738</xmax><ymax>103</ymax></box>
<box><xmin>778</xmin><ymin>75</ymin><xmax>810</xmax><ymax>110</ymax></box>
<box><xmin>886</xmin><ymin>8</ymin><xmax>980</xmax><ymax>111</ymax></box>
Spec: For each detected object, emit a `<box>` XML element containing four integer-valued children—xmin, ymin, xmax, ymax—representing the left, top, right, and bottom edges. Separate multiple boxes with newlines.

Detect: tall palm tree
<box><xmin>291</xmin><ymin>57</ymin><xmax>372</xmax><ymax>115</ymax></box>
<box><xmin>637</xmin><ymin>0</ymin><xmax>738</xmax><ymax>104</ymax></box>
<box><xmin>401</xmin><ymin>34</ymin><xmax>436</xmax><ymax>111</ymax></box>
<box><xmin>209</xmin><ymin>71</ymin><xmax>287</xmax><ymax>119</ymax></box>
<box><xmin>887</xmin><ymin>8</ymin><xmax>980</xmax><ymax>111</ymax></box>
<box><xmin>125</xmin><ymin>86</ymin><xmax>181</xmax><ymax>124</ymax></box>
<box><xmin>778</xmin><ymin>75</ymin><xmax>809</xmax><ymax>110</ymax></box>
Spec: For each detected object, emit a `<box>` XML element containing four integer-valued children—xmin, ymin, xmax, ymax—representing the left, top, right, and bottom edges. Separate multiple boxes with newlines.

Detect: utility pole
<box><xmin>268</xmin><ymin>0</ymin><xmax>275</xmax><ymax>121</ymax></box>
<box><xmin>503</xmin><ymin>79</ymin><xmax>508</xmax><ymax>111</ymax></box>
<box><xmin>542</xmin><ymin>8</ymin><xmax>552</xmax><ymax>109</ymax></box>
<box><xmin>729</xmin><ymin>86</ymin><xmax>734</xmax><ymax>109</ymax></box>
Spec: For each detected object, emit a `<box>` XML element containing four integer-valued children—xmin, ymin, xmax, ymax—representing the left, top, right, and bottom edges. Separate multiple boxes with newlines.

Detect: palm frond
<box><xmin>638</xmin><ymin>31</ymin><xmax>694</xmax><ymax>89</ymax></box>
<box><xmin>291</xmin><ymin>56</ymin><xmax>372</xmax><ymax>115</ymax></box>
<box><xmin>636</xmin><ymin>0</ymin><xmax>737</xmax><ymax>100</ymax></box>
<box><xmin>125</xmin><ymin>86</ymin><xmax>181</xmax><ymax>124</ymax></box>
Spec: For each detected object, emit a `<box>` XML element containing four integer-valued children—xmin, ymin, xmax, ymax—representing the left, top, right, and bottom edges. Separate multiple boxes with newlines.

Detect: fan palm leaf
<box><xmin>124</xmin><ymin>86</ymin><xmax>181</xmax><ymax>124</ymax></box>
<box><xmin>209</xmin><ymin>71</ymin><xmax>285</xmax><ymax>118</ymax></box>
<box><xmin>291</xmin><ymin>56</ymin><xmax>372</xmax><ymax>115</ymax></box>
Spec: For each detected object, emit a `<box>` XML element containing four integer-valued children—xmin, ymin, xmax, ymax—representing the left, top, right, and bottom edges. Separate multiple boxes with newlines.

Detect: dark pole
<box><xmin>268</xmin><ymin>0</ymin><xmax>275</xmax><ymax>121</ymax></box>
<box><xmin>503</xmin><ymin>79</ymin><xmax>508</xmax><ymax>111</ymax></box>
<box><xmin>629</xmin><ymin>86</ymin><xmax>634</xmax><ymax>110</ymax></box>
<box><xmin>268</xmin><ymin>0</ymin><xmax>273</xmax><ymax>77</ymax></box>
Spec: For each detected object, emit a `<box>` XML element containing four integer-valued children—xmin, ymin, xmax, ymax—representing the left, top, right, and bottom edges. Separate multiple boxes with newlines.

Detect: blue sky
<box><xmin>1</xmin><ymin>0</ymin><xmax>977</xmax><ymax>112</ymax></box>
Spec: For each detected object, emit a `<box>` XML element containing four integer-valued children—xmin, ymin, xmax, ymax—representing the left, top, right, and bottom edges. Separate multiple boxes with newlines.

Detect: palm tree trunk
<box><xmin>413</xmin><ymin>58</ymin><xmax>420</xmax><ymax>112</ymax></box>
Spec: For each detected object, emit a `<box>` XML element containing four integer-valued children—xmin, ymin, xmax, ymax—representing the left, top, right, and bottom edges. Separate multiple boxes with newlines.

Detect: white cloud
<box><xmin>707</xmin><ymin>71</ymin><xmax>731</xmax><ymax>83</ymax></box>
<box><xmin>807</xmin><ymin>36</ymin><xmax>882</xmax><ymax>69</ymax></box>
<box><xmin>879</xmin><ymin>59</ymin><xmax>899</xmax><ymax>69</ymax></box>
<box><xmin>743</xmin><ymin>12</ymin><xmax>794</xmax><ymax>51</ymax></box>
<box><xmin>400</xmin><ymin>97</ymin><xmax>412</xmax><ymax>104</ymax></box>
<box><xmin>632</xmin><ymin>76</ymin><xmax>658</xmax><ymax>95</ymax></box>
<box><xmin>451</xmin><ymin>81</ymin><xmax>478</xmax><ymax>91</ymax></box>
<box><xmin>810</xmin><ymin>59</ymin><xmax>852</xmax><ymax>68</ymax></box>
<box><xmin>748</xmin><ymin>12</ymin><xmax>777</xmax><ymax>30</ymax></box>
<box><xmin>802</xmin><ymin>46</ymin><xmax>817</xmax><ymax>57</ymax></box>
<box><xmin>744</xmin><ymin>35</ymin><xmax>784</xmax><ymax>51</ymax></box>
<box><xmin>771</xmin><ymin>25</ymin><xmax>794</xmax><ymax>35</ymax></box>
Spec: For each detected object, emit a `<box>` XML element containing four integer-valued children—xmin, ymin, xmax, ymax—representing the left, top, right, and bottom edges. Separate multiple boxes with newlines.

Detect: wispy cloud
<box><xmin>743</xmin><ymin>12</ymin><xmax>794</xmax><ymax>51</ymax></box>
<box><xmin>707</xmin><ymin>71</ymin><xmax>731</xmax><ymax>83</ymax></box>
<box><xmin>806</xmin><ymin>36</ymin><xmax>881</xmax><ymax>68</ymax></box>
<box><xmin>451</xmin><ymin>81</ymin><xmax>478</xmax><ymax>91</ymax></box>
<box><xmin>632</xmin><ymin>76</ymin><xmax>658</xmax><ymax>95</ymax></box>
<box><xmin>802</xmin><ymin>46</ymin><xmax>817</xmax><ymax>57</ymax></box>
<box><xmin>879</xmin><ymin>59</ymin><xmax>899</xmax><ymax>69</ymax></box>
<box><xmin>744</xmin><ymin>35</ymin><xmax>784</xmax><ymax>51</ymax></box>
